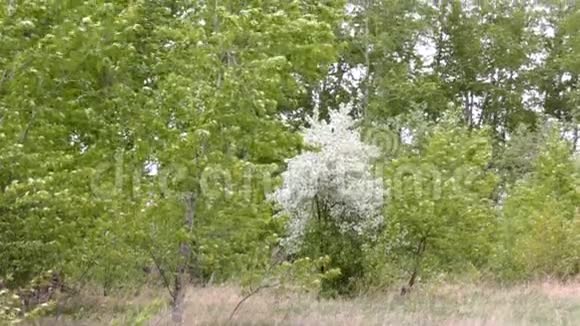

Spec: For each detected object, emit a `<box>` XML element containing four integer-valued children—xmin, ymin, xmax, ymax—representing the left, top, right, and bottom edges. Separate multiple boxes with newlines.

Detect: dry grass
<box><xmin>150</xmin><ymin>280</ymin><xmax>580</xmax><ymax>326</ymax></box>
<box><xmin>22</xmin><ymin>286</ymin><xmax>167</xmax><ymax>326</ymax></box>
<box><xmin>27</xmin><ymin>280</ymin><xmax>580</xmax><ymax>325</ymax></box>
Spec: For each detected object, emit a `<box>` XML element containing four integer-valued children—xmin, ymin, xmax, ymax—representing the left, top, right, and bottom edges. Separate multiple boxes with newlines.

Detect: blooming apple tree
<box><xmin>271</xmin><ymin>105</ymin><xmax>384</xmax><ymax>252</ymax></box>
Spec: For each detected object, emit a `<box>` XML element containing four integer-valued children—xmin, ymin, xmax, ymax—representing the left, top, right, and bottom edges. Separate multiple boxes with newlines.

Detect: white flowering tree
<box><xmin>271</xmin><ymin>105</ymin><xmax>384</xmax><ymax>254</ymax></box>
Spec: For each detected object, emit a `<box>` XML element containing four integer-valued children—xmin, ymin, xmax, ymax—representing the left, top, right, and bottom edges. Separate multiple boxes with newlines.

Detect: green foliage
<box><xmin>1</xmin><ymin>1</ymin><xmax>580</xmax><ymax>316</ymax></box>
<box><xmin>497</xmin><ymin>133</ymin><xmax>580</xmax><ymax>279</ymax></box>
<box><xmin>297</xmin><ymin>219</ymin><xmax>367</xmax><ymax>297</ymax></box>
<box><xmin>0</xmin><ymin>270</ymin><xmax>59</xmax><ymax>324</ymax></box>
<box><xmin>0</xmin><ymin>0</ymin><xmax>346</xmax><ymax>291</ymax></box>
<box><xmin>495</xmin><ymin>124</ymin><xmax>547</xmax><ymax>186</ymax></box>
<box><xmin>0</xmin><ymin>286</ymin><xmax>22</xmax><ymax>325</ymax></box>
<box><xmin>371</xmin><ymin>122</ymin><xmax>498</xmax><ymax>286</ymax></box>
<box><xmin>241</xmin><ymin>255</ymin><xmax>339</xmax><ymax>295</ymax></box>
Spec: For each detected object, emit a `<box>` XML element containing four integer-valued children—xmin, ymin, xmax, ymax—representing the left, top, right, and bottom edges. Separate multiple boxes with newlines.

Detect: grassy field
<box><xmin>29</xmin><ymin>280</ymin><xmax>580</xmax><ymax>325</ymax></box>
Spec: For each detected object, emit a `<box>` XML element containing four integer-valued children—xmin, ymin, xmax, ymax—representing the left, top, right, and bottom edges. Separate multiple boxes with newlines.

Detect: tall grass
<box><xmin>28</xmin><ymin>279</ymin><xmax>580</xmax><ymax>325</ymax></box>
<box><xmin>152</xmin><ymin>280</ymin><xmax>580</xmax><ymax>326</ymax></box>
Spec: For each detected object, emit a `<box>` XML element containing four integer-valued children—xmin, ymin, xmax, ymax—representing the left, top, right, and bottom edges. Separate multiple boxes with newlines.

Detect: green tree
<box><xmin>0</xmin><ymin>0</ymin><xmax>346</xmax><ymax>302</ymax></box>
<box><xmin>375</xmin><ymin>120</ymin><xmax>498</xmax><ymax>291</ymax></box>
<box><xmin>498</xmin><ymin>132</ymin><xmax>580</xmax><ymax>279</ymax></box>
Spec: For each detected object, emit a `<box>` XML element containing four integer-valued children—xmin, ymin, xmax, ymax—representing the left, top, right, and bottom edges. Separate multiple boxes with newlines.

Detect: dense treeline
<box><xmin>0</xmin><ymin>0</ymin><xmax>579</xmax><ymax>322</ymax></box>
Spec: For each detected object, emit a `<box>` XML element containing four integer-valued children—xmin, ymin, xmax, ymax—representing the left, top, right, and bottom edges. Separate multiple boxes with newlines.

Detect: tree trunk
<box><xmin>572</xmin><ymin>126</ymin><xmax>578</xmax><ymax>153</ymax></box>
<box><xmin>361</xmin><ymin>0</ymin><xmax>371</xmax><ymax>119</ymax></box>
<box><xmin>314</xmin><ymin>196</ymin><xmax>326</xmax><ymax>274</ymax></box>
<box><xmin>171</xmin><ymin>192</ymin><xmax>196</xmax><ymax>324</ymax></box>
<box><xmin>401</xmin><ymin>236</ymin><xmax>427</xmax><ymax>296</ymax></box>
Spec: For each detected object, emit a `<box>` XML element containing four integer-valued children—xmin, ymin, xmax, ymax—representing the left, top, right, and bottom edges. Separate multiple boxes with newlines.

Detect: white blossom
<box><xmin>271</xmin><ymin>105</ymin><xmax>384</xmax><ymax>252</ymax></box>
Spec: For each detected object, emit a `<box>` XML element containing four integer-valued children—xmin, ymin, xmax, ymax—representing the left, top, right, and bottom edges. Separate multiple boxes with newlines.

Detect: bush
<box><xmin>496</xmin><ymin>134</ymin><xmax>580</xmax><ymax>279</ymax></box>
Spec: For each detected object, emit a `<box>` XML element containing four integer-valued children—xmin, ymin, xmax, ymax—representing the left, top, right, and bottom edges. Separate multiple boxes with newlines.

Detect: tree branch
<box><xmin>148</xmin><ymin>248</ymin><xmax>175</xmax><ymax>302</ymax></box>
<box><xmin>228</xmin><ymin>282</ymin><xmax>279</xmax><ymax>322</ymax></box>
